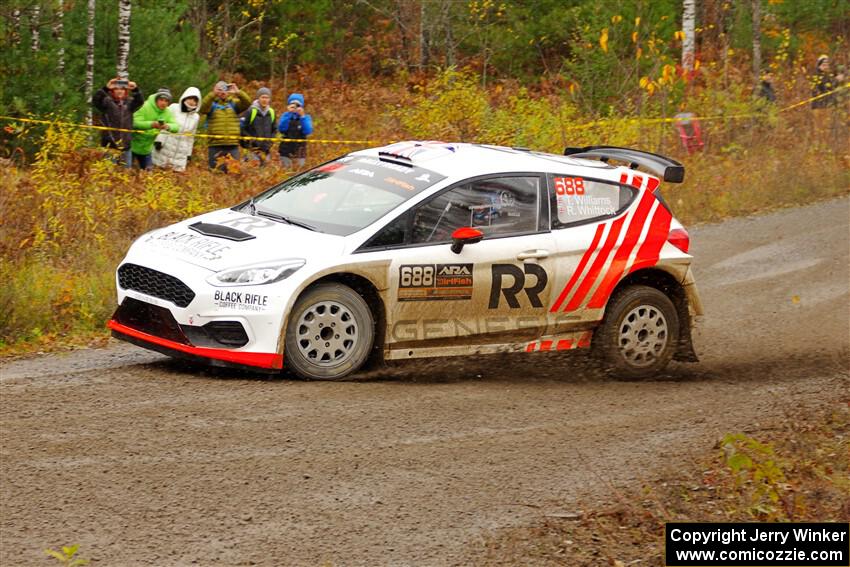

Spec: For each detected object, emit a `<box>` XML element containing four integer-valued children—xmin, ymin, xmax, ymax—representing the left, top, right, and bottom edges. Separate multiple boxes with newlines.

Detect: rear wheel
<box><xmin>593</xmin><ymin>285</ymin><xmax>679</xmax><ymax>379</ymax></box>
<box><xmin>284</xmin><ymin>283</ymin><xmax>374</xmax><ymax>380</ymax></box>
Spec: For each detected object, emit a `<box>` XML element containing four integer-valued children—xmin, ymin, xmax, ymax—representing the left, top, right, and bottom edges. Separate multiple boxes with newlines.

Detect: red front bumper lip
<box><xmin>108</xmin><ymin>320</ymin><xmax>283</xmax><ymax>370</ymax></box>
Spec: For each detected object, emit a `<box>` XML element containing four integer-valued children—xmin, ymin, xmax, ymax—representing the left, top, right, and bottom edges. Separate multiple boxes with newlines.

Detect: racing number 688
<box><xmin>400</xmin><ymin>265</ymin><xmax>435</xmax><ymax>287</ymax></box>
<box><xmin>555</xmin><ymin>177</ymin><xmax>585</xmax><ymax>195</ymax></box>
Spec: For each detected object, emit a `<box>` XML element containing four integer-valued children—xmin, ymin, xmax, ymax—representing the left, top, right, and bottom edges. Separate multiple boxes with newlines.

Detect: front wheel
<box><xmin>284</xmin><ymin>283</ymin><xmax>374</xmax><ymax>380</ymax></box>
<box><xmin>593</xmin><ymin>285</ymin><xmax>679</xmax><ymax>380</ymax></box>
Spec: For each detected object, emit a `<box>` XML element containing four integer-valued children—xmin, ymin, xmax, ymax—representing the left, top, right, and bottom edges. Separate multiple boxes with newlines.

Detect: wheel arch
<box><xmin>286</xmin><ymin>272</ymin><xmax>387</xmax><ymax>370</ymax></box>
<box><xmin>606</xmin><ymin>267</ymin><xmax>698</xmax><ymax>362</ymax></box>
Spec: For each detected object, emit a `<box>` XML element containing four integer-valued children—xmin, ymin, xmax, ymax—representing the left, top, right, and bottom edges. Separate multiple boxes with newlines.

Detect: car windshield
<box><xmin>248</xmin><ymin>156</ymin><xmax>446</xmax><ymax>236</ymax></box>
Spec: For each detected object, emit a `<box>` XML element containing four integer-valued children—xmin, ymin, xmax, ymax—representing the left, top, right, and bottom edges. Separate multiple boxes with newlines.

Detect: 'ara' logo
<box><xmin>438</xmin><ymin>264</ymin><xmax>472</xmax><ymax>276</ymax></box>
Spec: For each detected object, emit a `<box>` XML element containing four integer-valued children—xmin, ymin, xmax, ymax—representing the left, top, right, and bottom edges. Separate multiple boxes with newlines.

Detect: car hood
<box><xmin>132</xmin><ymin>208</ymin><xmax>346</xmax><ymax>271</ymax></box>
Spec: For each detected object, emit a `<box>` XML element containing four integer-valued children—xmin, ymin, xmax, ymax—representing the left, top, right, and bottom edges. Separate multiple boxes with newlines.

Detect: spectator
<box><xmin>811</xmin><ymin>55</ymin><xmax>844</xmax><ymax>109</ymax></box>
<box><xmin>92</xmin><ymin>77</ymin><xmax>143</xmax><ymax>167</ymax></box>
<box><xmin>757</xmin><ymin>71</ymin><xmax>776</xmax><ymax>104</ymax></box>
<box><xmin>152</xmin><ymin>87</ymin><xmax>201</xmax><ymax>172</ymax></box>
<box><xmin>241</xmin><ymin>87</ymin><xmax>276</xmax><ymax>165</ymax></box>
<box><xmin>277</xmin><ymin>93</ymin><xmax>313</xmax><ymax>169</ymax></box>
<box><xmin>200</xmin><ymin>80</ymin><xmax>251</xmax><ymax>171</ymax></box>
<box><xmin>131</xmin><ymin>88</ymin><xmax>179</xmax><ymax>170</ymax></box>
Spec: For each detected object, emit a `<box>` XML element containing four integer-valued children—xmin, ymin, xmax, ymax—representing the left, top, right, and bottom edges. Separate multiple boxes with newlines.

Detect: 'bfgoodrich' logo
<box><xmin>488</xmin><ymin>264</ymin><xmax>548</xmax><ymax>308</ymax></box>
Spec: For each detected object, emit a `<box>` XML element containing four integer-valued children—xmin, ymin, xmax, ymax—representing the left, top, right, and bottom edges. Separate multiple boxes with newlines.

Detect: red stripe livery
<box><xmin>550</xmin><ymin>223</ymin><xmax>606</xmax><ymax>312</ymax></box>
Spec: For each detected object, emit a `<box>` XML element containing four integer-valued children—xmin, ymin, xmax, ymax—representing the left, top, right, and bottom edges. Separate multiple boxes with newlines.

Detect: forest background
<box><xmin>0</xmin><ymin>0</ymin><xmax>848</xmax><ymax>350</ymax></box>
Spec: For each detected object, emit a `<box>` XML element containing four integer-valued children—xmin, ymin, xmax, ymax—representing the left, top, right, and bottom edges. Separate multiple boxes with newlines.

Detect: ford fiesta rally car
<box><xmin>109</xmin><ymin>141</ymin><xmax>702</xmax><ymax>380</ymax></box>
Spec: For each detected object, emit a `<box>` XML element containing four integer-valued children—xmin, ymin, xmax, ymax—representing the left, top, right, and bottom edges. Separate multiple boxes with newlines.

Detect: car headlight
<box><xmin>207</xmin><ymin>259</ymin><xmax>306</xmax><ymax>287</ymax></box>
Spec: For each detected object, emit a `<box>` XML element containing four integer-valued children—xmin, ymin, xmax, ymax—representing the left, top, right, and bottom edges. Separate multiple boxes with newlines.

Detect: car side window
<box><xmin>549</xmin><ymin>175</ymin><xmax>634</xmax><ymax>229</ymax></box>
<box><xmin>411</xmin><ymin>176</ymin><xmax>540</xmax><ymax>244</ymax></box>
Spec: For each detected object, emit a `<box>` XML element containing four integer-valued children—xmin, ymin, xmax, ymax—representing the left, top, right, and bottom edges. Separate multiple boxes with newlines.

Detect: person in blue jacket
<box><xmin>277</xmin><ymin>93</ymin><xmax>313</xmax><ymax>168</ymax></box>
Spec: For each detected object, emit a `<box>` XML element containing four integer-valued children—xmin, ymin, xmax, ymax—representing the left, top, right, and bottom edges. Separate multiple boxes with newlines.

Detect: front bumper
<box><xmin>109</xmin><ymin>318</ymin><xmax>283</xmax><ymax>372</ymax></box>
<box><xmin>112</xmin><ymin>257</ymin><xmax>292</xmax><ymax>371</ymax></box>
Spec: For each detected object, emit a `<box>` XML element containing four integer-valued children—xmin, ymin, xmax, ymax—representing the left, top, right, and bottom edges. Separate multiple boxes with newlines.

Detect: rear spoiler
<box><xmin>563</xmin><ymin>145</ymin><xmax>685</xmax><ymax>183</ymax></box>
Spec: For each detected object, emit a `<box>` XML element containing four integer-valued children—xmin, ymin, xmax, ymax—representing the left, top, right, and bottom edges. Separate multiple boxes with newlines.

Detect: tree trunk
<box><xmin>751</xmin><ymin>0</ymin><xmax>761</xmax><ymax>89</ymax></box>
<box><xmin>53</xmin><ymin>0</ymin><xmax>64</xmax><ymax>76</ymax></box>
<box><xmin>682</xmin><ymin>0</ymin><xmax>696</xmax><ymax>73</ymax></box>
<box><xmin>419</xmin><ymin>0</ymin><xmax>426</xmax><ymax>70</ymax></box>
<box><xmin>30</xmin><ymin>4</ymin><xmax>41</xmax><ymax>52</ymax></box>
<box><xmin>86</xmin><ymin>0</ymin><xmax>95</xmax><ymax>125</ymax></box>
<box><xmin>11</xmin><ymin>9</ymin><xmax>22</xmax><ymax>46</ymax></box>
<box><xmin>117</xmin><ymin>0</ymin><xmax>131</xmax><ymax>78</ymax></box>
<box><xmin>443</xmin><ymin>1</ymin><xmax>455</xmax><ymax>67</ymax></box>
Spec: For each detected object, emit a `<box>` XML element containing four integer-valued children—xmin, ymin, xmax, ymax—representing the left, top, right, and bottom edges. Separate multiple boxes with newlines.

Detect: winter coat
<box><xmin>131</xmin><ymin>94</ymin><xmax>179</xmax><ymax>156</ymax></box>
<box><xmin>278</xmin><ymin>94</ymin><xmax>313</xmax><ymax>158</ymax></box>
<box><xmin>152</xmin><ymin>87</ymin><xmax>201</xmax><ymax>171</ymax></box>
<box><xmin>811</xmin><ymin>70</ymin><xmax>837</xmax><ymax>109</ymax></box>
<box><xmin>92</xmin><ymin>86</ymin><xmax>144</xmax><ymax>150</ymax></box>
<box><xmin>199</xmin><ymin>89</ymin><xmax>251</xmax><ymax>146</ymax></box>
<box><xmin>241</xmin><ymin>101</ymin><xmax>276</xmax><ymax>153</ymax></box>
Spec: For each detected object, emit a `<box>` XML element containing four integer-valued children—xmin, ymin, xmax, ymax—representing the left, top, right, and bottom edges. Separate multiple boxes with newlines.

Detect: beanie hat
<box><xmin>215</xmin><ymin>80</ymin><xmax>229</xmax><ymax>91</ymax></box>
<box><xmin>155</xmin><ymin>88</ymin><xmax>172</xmax><ymax>102</ymax></box>
<box><xmin>257</xmin><ymin>87</ymin><xmax>272</xmax><ymax>97</ymax></box>
<box><xmin>816</xmin><ymin>55</ymin><xmax>829</xmax><ymax>68</ymax></box>
<box><xmin>287</xmin><ymin>93</ymin><xmax>305</xmax><ymax>107</ymax></box>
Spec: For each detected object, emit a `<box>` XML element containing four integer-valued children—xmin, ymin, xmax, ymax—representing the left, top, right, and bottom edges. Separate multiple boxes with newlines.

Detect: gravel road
<box><xmin>2</xmin><ymin>197</ymin><xmax>848</xmax><ymax>566</ymax></box>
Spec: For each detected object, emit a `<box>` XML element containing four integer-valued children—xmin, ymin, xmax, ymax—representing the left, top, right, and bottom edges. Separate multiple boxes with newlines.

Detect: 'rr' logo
<box><xmin>219</xmin><ymin>216</ymin><xmax>276</xmax><ymax>232</ymax></box>
<box><xmin>488</xmin><ymin>263</ymin><xmax>548</xmax><ymax>309</ymax></box>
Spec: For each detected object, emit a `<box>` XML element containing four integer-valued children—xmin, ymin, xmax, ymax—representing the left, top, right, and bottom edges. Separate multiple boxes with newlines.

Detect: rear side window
<box><xmin>549</xmin><ymin>175</ymin><xmax>634</xmax><ymax>229</ymax></box>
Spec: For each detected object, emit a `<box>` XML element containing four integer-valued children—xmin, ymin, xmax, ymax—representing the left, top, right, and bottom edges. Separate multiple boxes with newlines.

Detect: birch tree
<box><xmin>752</xmin><ymin>0</ymin><xmax>761</xmax><ymax>88</ymax></box>
<box><xmin>117</xmin><ymin>0</ymin><xmax>131</xmax><ymax>78</ymax></box>
<box><xmin>53</xmin><ymin>0</ymin><xmax>64</xmax><ymax>76</ymax></box>
<box><xmin>11</xmin><ymin>8</ymin><xmax>22</xmax><ymax>46</ymax></box>
<box><xmin>86</xmin><ymin>0</ymin><xmax>95</xmax><ymax>125</ymax></box>
<box><xmin>30</xmin><ymin>4</ymin><xmax>41</xmax><ymax>52</ymax></box>
<box><xmin>682</xmin><ymin>0</ymin><xmax>696</xmax><ymax>73</ymax></box>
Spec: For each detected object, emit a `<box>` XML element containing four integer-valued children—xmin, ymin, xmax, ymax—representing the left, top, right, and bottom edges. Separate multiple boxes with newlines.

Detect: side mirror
<box><xmin>450</xmin><ymin>227</ymin><xmax>484</xmax><ymax>254</ymax></box>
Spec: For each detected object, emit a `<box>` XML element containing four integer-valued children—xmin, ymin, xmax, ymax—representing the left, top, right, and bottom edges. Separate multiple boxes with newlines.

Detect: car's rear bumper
<box><xmin>108</xmin><ymin>319</ymin><xmax>283</xmax><ymax>372</ymax></box>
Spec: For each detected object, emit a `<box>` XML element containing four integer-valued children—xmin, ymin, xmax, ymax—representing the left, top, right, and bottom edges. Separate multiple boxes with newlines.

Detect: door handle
<box><xmin>516</xmin><ymin>249</ymin><xmax>549</xmax><ymax>260</ymax></box>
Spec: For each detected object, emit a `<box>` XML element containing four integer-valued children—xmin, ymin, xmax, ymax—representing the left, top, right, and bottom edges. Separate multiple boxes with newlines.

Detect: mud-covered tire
<box><xmin>284</xmin><ymin>283</ymin><xmax>374</xmax><ymax>380</ymax></box>
<box><xmin>593</xmin><ymin>285</ymin><xmax>679</xmax><ymax>380</ymax></box>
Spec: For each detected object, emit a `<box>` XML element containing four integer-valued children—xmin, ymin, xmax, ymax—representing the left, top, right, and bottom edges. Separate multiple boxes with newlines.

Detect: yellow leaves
<box><xmin>634</xmin><ymin>17</ymin><xmax>641</xmax><ymax>28</ymax></box>
<box><xmin>632</xmin><ymin>31</ymin><xmax>639</xmax><ymax>43</ymax></box>
<box><xmin>674</xmin><ymin>30</ymin><xmax>685</xmax><ymax>41</ymax></box>
<box><xmin>599</xmin><ymin>28</ymin><xmax>609</xmax><ymax>53</ymax></box>
<box><xmin>611</xmin><ymin>14</ymin><xmax>622</xmax><ymax>24</ymax></box>
<box><xmin>636</xmin><ymin>47</ymin><xmax>643</xmax><ymax>60</ymax></box>
<box><xmin>694</xmin><ymin>59</ymin><xmax>701</xmax><ymax>71</ymax></box>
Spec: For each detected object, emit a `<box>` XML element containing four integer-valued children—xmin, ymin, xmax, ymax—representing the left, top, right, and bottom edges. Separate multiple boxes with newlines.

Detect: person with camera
<box><xmin>199</xmin><ymin>80</ymin><xmax>251</xmax><ymax>172</ymax></box>
<box><xmin>277</xmin><ymin>93</ymin><xmax>313</xmax><ymax>169</ymax></box>
<box><xmin>130</xmin><ymin>88</ymin><xmax>179</xmax><ymax>170</ymax></box>
<box><xmin>92</xmin><ymin>77</ymin><xmax>144</xmax><ymax>167</ymax></box>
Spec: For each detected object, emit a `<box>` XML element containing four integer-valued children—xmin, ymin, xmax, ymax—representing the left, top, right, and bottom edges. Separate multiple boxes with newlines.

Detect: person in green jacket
<box><xmin>199</xmin><ymin>81</ymin><xmax>251</xmax><ymax>172</ymax></box>
<box><xmin>131</xmin><ymin>89</ymin><xmax>179</xmax><ymax>170</ymax></box>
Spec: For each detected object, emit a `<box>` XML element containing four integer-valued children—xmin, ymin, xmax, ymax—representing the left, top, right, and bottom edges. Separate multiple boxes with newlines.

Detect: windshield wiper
<box><xmin>246</xmin><ymin>197</ymin><xmax>257</xmax><ymax>216</ymax></box>
<box><xmin>256</xmin><ymin>208</ymin><xmax>318</xmax><ymax>232</ymax></box>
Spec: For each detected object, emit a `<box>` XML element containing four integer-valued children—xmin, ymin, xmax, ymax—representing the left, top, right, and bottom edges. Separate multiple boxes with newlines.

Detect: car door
<box><xmin>374</xmin><ymin>174</ymin><xmax>558</xmax><ymax>352</ymax></box>
<box><xmin>545</xmin><ymin>172</ymin><xmax>639</xmax><ymax>335</ymax></box>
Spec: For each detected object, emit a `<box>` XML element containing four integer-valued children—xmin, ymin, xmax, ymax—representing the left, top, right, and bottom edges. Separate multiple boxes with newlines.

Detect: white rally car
<box><xmin>110</xmin><ymin>141</ymin><xmax>702</xmax><ymax>380</ymax></box>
